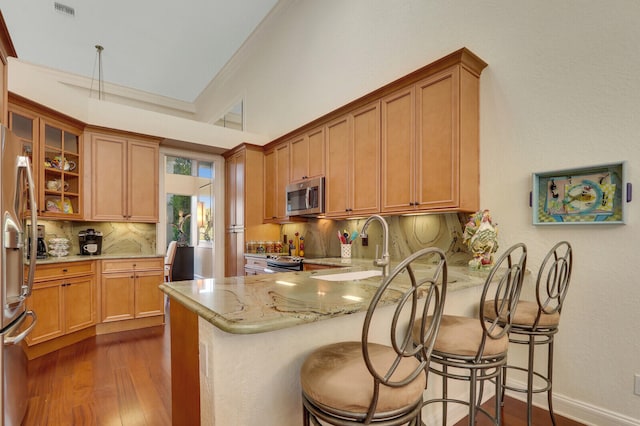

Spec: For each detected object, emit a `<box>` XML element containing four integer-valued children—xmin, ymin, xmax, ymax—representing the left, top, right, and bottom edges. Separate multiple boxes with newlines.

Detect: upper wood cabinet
<box><xmin>290</xmin><ymin>126</ymin><xmax>325</xmax><ymax>182</ymax></box>
<box><xmin>85</xmin><ymin>129</ymin><xmax>159</xmax><ymax>222</ymax></box>
<box><xmin>262</xmin><ymin>48</ymin><xmax>486</xmax><ymax>218</ymax></box>
<box><xmin>0</xmin><ymin>11</ymin><xmax>16</xmax><ymax>125</ymax></box>
<box><xmin>325</xmin><ymin>102</ymin><xmax>380</xmax><ymax>218</ymax></box>
<box><xmin>263</xmin><ymin>142</ymin><xmax>290</xmax><ymax>222</ymax></box>
<box><xmin>382</xmin><ymin>63</ymin><xmax>481</xmax><ymax>214</ymax></box>
<box><xmin>8</xmin><ymin>95</ymin><xmax>84</xmax><ymax>219</ymax></box>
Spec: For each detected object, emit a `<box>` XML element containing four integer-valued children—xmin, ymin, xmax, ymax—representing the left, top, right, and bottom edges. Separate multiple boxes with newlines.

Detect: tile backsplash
<box><xmin>39</xmin><ymin>220</ymin><xmax>156</xmax><ymax>255</ymax></box>
<box><xmin>38</xmin><ymin>213</ymin><xmax>471</xmax><ymax>264</ymax></box>
<box><xmin>281</xmin><ymin>213</ymin><xmax>472</xmax><ymax>266</ymax></box>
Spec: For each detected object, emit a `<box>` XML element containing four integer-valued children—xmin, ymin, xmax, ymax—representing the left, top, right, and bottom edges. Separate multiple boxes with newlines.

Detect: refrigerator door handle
<box><xmin>4</xmin><ymin>310</ymin><xmax>37</xmax><ymax>346</ymax></box>
<box><xmin>17</xmin><ymin>155</ymin><xmax>38</xmax><ymax>298</ymax></box>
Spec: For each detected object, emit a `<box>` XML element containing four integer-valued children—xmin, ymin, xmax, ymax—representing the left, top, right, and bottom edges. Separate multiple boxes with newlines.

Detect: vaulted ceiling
<box><xmin>1</xmin><ymin>0</ymin><xmax>279</xmax><ymax>102</ymax></box>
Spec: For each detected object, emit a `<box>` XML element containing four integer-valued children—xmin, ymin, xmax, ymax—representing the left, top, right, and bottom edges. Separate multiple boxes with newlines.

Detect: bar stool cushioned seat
<box><xmin>301</xmin><ymin>342</ymin><xmax>426</xmax><ymax>414</ymax></box>
<box><xmin>482</xmin><ymin>300</ymin><xmax>560</xmax><ymax>329</ymax></box>
<box><xmin>426</xmin><ymin>316</ymin><xmax>509</xmax><ymax>357</ymax></box>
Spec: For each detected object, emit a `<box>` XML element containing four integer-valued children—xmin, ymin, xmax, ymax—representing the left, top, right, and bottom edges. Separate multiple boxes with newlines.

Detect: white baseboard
<box><xmin>505</xmin><ymin>379</ymin><xmax>640</xmax><ymax>426</ymax></box>
<box><xmin>421</xmin><ymin>378</ymin><xmax>640</xmax><ymax>426</ymax></box>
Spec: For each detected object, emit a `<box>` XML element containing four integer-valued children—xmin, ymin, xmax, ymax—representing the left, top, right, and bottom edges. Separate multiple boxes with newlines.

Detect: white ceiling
<box><xmin>0</xmin><ymin>0</ymin><xmax>279</xmax><ymax>102</ymax></box>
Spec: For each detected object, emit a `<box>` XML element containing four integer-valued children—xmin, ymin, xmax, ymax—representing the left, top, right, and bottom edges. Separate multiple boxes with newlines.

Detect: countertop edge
<box><xmin>161</xmin><ymin>264</ymin><xmax>486</xmax><ymax>335</ymax></box>
<box><xmin>32</xmin><ymin>253</ymin><xmax>164</xmax><ymax>265</ymax></box>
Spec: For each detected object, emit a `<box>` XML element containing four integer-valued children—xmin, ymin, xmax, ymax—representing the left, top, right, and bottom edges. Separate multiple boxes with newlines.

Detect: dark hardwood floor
<box><xmin>23</xmin><ymin>317</ymin><xmax>171</xmax><ymax>426</ymax></box>
<box><xmin>452</xmin><ymin>396</ymin><xmax>585</xmax><ymax>426</ymax></box>
<box><xmin>22</xmin><ymin>311</ymin><xmax>584</xmax><ymax>426</ymax></box>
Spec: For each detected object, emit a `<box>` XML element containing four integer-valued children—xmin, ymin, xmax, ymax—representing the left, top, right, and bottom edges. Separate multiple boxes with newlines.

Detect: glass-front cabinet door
<box><xmin>8</xmin><ymin>96</ymin><xmax>83</xmax><ymax>220</ymax></box>
<box><xmin>40</xmin><ymin>118</ymin><xmax>82</xmax><ymax>219</ymax></box>
<box><xmin>8</xmin><ymin>108</ymin><xmax>39</xmax><ymax>214</ymax></box>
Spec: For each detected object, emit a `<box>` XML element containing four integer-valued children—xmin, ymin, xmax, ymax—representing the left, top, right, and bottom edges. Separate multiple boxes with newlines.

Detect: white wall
<box><xmin>8</xmin><ymin>59</ymin><xmax>270</xmax><ymax>150</ymax></box>
<box><xmin>197</xmin><ymin>0</ymin><xmax>640</xmax><ymax>423</ymax></box>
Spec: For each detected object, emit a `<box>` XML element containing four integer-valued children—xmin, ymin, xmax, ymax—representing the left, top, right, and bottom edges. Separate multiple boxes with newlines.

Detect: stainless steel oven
<box><xmin>286</xmin><ymin>177</ymin><xmax>324</xmax><ymax>216</ymax></box>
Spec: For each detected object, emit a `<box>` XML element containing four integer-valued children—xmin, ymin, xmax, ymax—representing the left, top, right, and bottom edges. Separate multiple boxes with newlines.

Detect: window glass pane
<box><xmin>214</xmin><ymin>100</ymin><xmax>243</xmax><ymax>130</ymax></box>
<box><xmin>167</xmin><ymin>194</ymin><xmax>192</xmax><ymax>246</ymax></box>
<box><xmin>166</xmin><ymin>156</ymin><xmax>193</xmax><ymax>176</ymax></box>
<box><xmin>198</xmin><ymin>162</ymin><xmax>213</xmax><ymax>179</ymax></box>
<box><xmin>197</xmin><ymin>183</ymin><xmax>213</xmax><ymax>244</ymax></box>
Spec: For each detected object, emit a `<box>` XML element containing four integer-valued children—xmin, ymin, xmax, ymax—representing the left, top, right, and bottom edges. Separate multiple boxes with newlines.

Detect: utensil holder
<box><xmin>340</xmin><ymin>244</ymin><xmax>351</xmax><ymax>258</ymax></box>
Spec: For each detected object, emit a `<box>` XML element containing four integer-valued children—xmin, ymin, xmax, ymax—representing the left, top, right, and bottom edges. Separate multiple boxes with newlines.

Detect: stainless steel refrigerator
<box><xmin>0</xmin><ymin>125</ymin><xmax>38</xmax><ymax>425</ymax></box>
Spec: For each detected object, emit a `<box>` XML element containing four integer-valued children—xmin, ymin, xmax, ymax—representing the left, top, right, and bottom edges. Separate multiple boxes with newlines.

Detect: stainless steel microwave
<box><xmin>286</xmin><ymin>177</ymin><xmax>325</xmax><ymax>216</ymax></box>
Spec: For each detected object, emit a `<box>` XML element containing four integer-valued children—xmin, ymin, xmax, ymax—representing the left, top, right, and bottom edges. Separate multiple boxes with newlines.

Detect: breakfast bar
<box><xmin>161</xmin><ymin>261</ymin><xmax>490</xmax><ymax>425</ymax></box>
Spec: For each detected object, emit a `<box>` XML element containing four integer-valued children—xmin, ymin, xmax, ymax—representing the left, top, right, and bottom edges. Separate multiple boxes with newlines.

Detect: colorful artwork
<box><xmin>533</xmin><ymin>163</ymin><xmax>626</xmax><ymax>225</ymax></box>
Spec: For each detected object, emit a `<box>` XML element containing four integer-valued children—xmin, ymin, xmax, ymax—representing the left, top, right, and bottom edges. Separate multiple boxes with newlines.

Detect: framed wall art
<box><xmin>532</xmin><ymin>162</ymin><xmax>630</xmax><ymax>225</ymax></box>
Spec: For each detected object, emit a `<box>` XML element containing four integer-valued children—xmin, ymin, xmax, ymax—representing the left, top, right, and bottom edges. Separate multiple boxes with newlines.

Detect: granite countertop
<box><xmin>161</xmin><ymin>262</ymin><xmax>487</xmax><ymax>335</ymax></box>
<box><xmin>33</xmin><ymin>253</ymin><xmax>164</xmax><ymax>265</ymax></box>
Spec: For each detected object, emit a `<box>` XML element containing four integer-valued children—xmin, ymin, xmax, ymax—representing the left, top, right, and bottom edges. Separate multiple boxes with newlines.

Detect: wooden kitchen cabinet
<box><xmin>325</xmin><ymin>101</ymin><xmax>380</xmax><ymax>218</ymax></box>
<box><xmin>85</xmin><ymin>129</ymin><xmax>160</xmax><ymax>222</ymax></box>
<box><xmin>0</xmin><ymin>11</ymin><xmax>16</xmax><ymax>126</ymax></box>
<box><xmin>8</xmin><ymin>95</ymin><xmax>84</xmax><ymax>219</ymax></box>
<box><xmin>262</xmin><ymin>48</ymin><xmax>486</xmax><ymax>219</ymax></box>
<box><xmin>25</xmin><ymin>261</ymin><xmax>97</xmax><ymax>346</ymax></box>
<box><xmin>100</xmin><ymin>258</ymin><xmax>164</xmax><ymax>322</ymax></box>
<box><xmin>290</xmin><ymin>126</ymin><xmax>325</xmax><ymax>182</ymax></box>
<box><xmin>224</xmin><ymin>144</ymin><xmax>279</xmax><ymax>276</ymax></box>
<box><xmin>244</xmin><ymin>255</ymin><xmax>268</xmax><ymax>275</ymax></box>
<box><xmin>382</xmin><ymin>64</ymin><xmax>481</xmax><ymax>214</ymax></box>
<box><xmin>263</xmin><ymin>141</ymin><xmax>290</xmax><ymax>222</ymax></box>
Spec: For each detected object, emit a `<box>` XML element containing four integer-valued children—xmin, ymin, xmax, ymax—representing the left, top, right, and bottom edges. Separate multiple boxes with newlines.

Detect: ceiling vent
<box><xmin>54</xmin><ymin>2</ymin><xmax>75</xmax><ymax>17</ymax></box>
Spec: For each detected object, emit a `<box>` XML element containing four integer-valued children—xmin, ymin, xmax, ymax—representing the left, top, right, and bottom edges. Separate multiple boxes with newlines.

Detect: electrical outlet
<box><xmin>635</xmin><ymin>374</ymin><xmax>640</xmax><ymax>396</ymax></box>
<box><xmin>199</xmin><ymin>342</ymin><xmax>209</xmax><ymax>378</ymax></box>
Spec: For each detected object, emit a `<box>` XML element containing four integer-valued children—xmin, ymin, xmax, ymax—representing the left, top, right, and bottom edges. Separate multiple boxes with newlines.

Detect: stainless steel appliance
<box><xmin>286</xmin><ymin>177</ymin><xmax>324</xmax><ymax>216</ymax></box>
<box><xmin>78</xmin><ymin>229</ymin><xmax>103</xmax><ymax>255</ymax></box>
<box><xmin>264</xmin><ymin>256</ymin><xmax>304</xmax><ymax>273</ymax></box>
<box><xmin>1</xmin><ymin>125</ymin><xmax>38</xmax><ymax>425</ymax></box>
<box><xmin>27</xmin><ymin>225</ymin><xmax>47</xmax><ymax>259</ymax></box>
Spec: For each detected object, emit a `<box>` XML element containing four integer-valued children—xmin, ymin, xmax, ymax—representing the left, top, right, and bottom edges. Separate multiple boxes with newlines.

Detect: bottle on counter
<box><xmin>265</xmin><ymin>241</ymin><xmax>275</xmax><ymax>254</ymax></box>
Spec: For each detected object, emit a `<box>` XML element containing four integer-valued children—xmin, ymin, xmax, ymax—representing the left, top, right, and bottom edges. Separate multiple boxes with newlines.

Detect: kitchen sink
<box><xmin>310</xmin><ymin>270</ymin><xmax>382</xmax><ymax>282</ymax></box>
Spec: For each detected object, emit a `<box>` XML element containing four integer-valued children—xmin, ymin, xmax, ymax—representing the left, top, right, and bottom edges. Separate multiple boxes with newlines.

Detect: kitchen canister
<box><xmin>340</xmin><ymin>244</ymin><xmax>352</xmax><ymax>258</ymax></box>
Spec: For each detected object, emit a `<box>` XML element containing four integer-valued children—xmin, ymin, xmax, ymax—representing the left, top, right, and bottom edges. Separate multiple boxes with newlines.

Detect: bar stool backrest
<box><xmin>360</xmin><ymin>247</ymin><xmax>447</xmax><ymax>422</ymax></box>
<box><xmin>534</xmin><ymin>240</ymin><xmax>573</xmax><ymax>328</ymax></box>
<box><xmin>478</xmin><ymin>243</ymin><xmax>528</xmax><ymax>361</ymax></box>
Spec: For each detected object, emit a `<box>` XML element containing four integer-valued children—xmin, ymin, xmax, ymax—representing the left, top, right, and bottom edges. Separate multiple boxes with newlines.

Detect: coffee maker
<box><xmin>28</xmin><ymin>225</ymin><xmax>47</xmax><ymax>259</ymax></box>
<box><xmin>78</xmin><ymin>229</ymin><xmax>103</xmax><ymax>255</ymax></box>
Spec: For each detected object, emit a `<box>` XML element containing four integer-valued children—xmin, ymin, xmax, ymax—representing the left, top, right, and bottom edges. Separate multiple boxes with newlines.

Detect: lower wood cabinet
<box><xmin>25</xmin><ymin>261</ymin><xmax>97</xmax><ymax>346</ymax></box>
<box><xmin>100</xmin><ymin>258</ymin><xmax>164</xmax><ymax>322</ymax></box>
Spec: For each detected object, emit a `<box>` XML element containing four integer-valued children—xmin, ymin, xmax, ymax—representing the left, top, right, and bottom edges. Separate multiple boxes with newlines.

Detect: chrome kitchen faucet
<box><xmin>360</xmin><ymin>214</ymin><xmax>390</xmax><ymax>277</ymax></box>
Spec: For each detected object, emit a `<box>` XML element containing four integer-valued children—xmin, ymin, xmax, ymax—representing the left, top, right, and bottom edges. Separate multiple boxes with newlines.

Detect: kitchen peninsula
<box><xmin>161</xmin><ymin>262</ymin><xmax>488</xmax><ymax>426</ymax></box>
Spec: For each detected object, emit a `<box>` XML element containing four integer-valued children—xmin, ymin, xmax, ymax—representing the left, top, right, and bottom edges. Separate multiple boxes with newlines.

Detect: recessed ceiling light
<box><xmin>54</xmin><ymin>2</ymin><xmax>75</xmax><ymax>17</ymax></box>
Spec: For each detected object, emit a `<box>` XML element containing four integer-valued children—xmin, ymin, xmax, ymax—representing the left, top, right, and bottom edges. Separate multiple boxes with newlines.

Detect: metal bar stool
<box><xmin>300</xmin><ymin>247</ymin><xmax>448</xmax><ymax>425</ymax></box>
<box><xmin>416</xmin><ymin>243</ymin><xmax>527</xmax><ymax>426</ymax></box>
<box><xmin>484</xmin><ymin>241</ymin><xmax>573</xmax><ymax>425</ymax></box>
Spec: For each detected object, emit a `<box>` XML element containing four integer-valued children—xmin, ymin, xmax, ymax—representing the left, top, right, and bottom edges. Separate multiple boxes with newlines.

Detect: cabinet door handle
<box><xmin>62</xmin><ymin>269</ymin><xmax>68</xmax><ymax>272</ymax></box>
<box><xmin>130</xmin><ymin>275</ymin><xmax>135</xmax><ymax>279</ymax></box>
